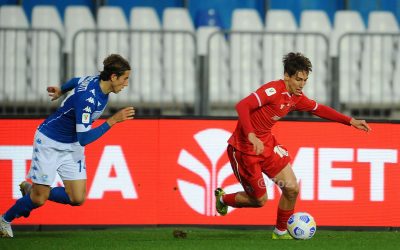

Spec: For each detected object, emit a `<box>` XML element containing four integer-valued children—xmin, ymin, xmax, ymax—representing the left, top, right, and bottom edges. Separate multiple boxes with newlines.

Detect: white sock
<box><xmin>219</xmin><ymin>196</ymin><xmax>225</xmax><ymax>205</ymax></box>
<box><xmin>274</xmin><ymin>227</ymin><xmax>287</xmax><ymax>235</ymax></box>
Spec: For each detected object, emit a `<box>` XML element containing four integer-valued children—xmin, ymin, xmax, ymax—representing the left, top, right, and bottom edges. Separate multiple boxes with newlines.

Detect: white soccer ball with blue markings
<box><xmin>287</xmin><ymin>212</ymin><xmax>316</xmax><ymax>240</ymax></box>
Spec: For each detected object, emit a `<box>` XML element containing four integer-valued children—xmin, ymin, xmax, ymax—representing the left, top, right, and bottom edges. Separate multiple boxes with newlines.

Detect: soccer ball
<box><xmin>287</xmin><ymin>212</ymin><xmax>316</xmax><ymax>240</ymax></box>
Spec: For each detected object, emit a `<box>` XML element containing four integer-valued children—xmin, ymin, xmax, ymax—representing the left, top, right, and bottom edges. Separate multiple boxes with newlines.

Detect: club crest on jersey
<box><xmin>265</xmin><ymin>87</ymin><xmax>276</xmax><ymax>96</ymax></box>
<box><xmin>83</xmin><ymin>106</ymin><xmax>92</xmax><ymax>113</ymax></box>
<box><xmin>82</xmin><ymin>113</ymin><xmax>90</xmax><ymax>124</ymax></box>
<box><xmin>86</xmin><ymin>97</ymin><xmax>95</xmax><ymax>104</ymax></box>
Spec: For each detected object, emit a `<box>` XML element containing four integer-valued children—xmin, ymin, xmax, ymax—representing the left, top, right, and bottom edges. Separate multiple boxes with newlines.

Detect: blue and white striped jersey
<box><xmin>38</xmin><ymin>75</ymin><xmax>109</xmax><ymax>144</ymax></box>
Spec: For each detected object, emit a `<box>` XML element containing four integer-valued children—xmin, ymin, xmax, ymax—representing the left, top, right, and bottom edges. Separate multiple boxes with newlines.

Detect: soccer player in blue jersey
<box><xmin>0</xmin><ymin>54</ymin><xmax>135</xmax><ymax>238</ymax></box>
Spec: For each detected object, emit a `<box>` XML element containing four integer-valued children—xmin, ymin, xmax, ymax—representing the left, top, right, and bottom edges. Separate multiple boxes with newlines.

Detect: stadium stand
<box><xmin>381</xmin><ymin>0</ymin><xmax>400</xmax><ymax>24</ymax></box>
<box><xmin>348</xmin><ymin>0</ymin><xmax>380</xmax><ymax>26</ymax></box>
<box><xmin>332</xmin><ymin>11</ymin><xmax>366</xmax><ymax>106</ymax></box>
<box><xmin>31</xmin><ymin>5</ymin><xmax>63</xmax><ymax>103</ymax></box>
<box><xmin>129</xmin><ymin>7</ymin><xmax>163</xmax><ymax>104</ymax></box>
<box><xmin>22</xmin><ymin>0</ymin><xmax>94</xmax><ymax>21</ymax></box>
<box><xmin>360</xmin><ymin>11</ymin><xmax>399</xmax><ymax>104</ymax></box>
<box><xmin>268</xmin><ymin>0</ymin><xmax>345</xmax><ymax>25</ymax></box>
<box><xmin>197</xmin><ymin>26</ymin><xmax>230</xmax><ymax>107</ymax></box>
<box><xmin>163</xmin><ymin>7</ymin><xmax>196</xmax><ymax>105</ymax></box>
<box><xmin>188</xmin><ymin>0</ymin><xmax>265</xmax><ymax>30</ymax></box>
<box><xmin>97</xmin><ymin>6</ymin><xmax>130</xmax><ymax>105</ymax></box>
<box><xmin>0</xmin><ymin>0</ymin><xmax>17</xmax><ymax>5</ymax></box>
<box><xmin>106</xmin><ymin>0</ymin><xmax>184</xmax><ymax>23</ymax></box>
<box><xmin>0</xmin><ymin>6</ymin><xmax>28</xmax><ymax>102</ymax></box>
<box><xmin>263</xmin><ymin>10</ymin><xmax>297</xmax><ymax>83</ymax></box>
<box><xmin>194</xmin><ymin>8</ymin><xmax>223</xmax><ymax>29</ymax></box>
<box><xmin>64</xmin><ymin>5</ymin><xmax>97</xmax><ymax>77</ymax></box>
<box><xmin>0</xmin><ymin>0</ymin><xmax>400</xmax><ymax>118</ymax></box>
<box><xmin>230</xmin><ymin>9</ymin><xmax>263</xmax><ymax>103</ymax></box>
<box><xmin>297</xmin><ymin>10</ymin><xmax>331</xmax><ymax>104</ymax></box>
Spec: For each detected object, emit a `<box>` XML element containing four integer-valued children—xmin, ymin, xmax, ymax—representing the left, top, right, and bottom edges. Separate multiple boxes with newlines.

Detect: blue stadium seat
<box><xmin>23</xmin><ymin>0</ymin><xmax>94</xmax><ymax>22</ymax></box>
<box><xmin>381</xmin><ymin>0</ymin><xmax>400</xmax><ymax>24</ymax></box>
<box><xmin>299</xmin><ymin>0</ymin><xmax>344</xmax><ymax>25</ymax></box>
<box><xmin>268</xmin><ymin>0</ymin><xmax>344</xmax><ymax>25</ymax></box>
<box><xmin>348</xmin><ymin>0</ymin><xmax>379</xmax><ymax>26</ymax></box>
<box><xmin>107</xmin><ymin>0</ymin><xmax>184</xmax><ymax>22</ymax></box>
<box><xmin>268</xmin><ymin>0</ymin><xmax>300</xmax><ymax>24</ymax></box>
<box><xmin>194</xmin><ymin>8</ymin><xmax>222</xmax><ymax>28</ymax></box>
<box><xmin>0</xmin><ymin>0</ymin><xmax>17</xmax><ymax>6</ymax></box>
<box><xmin>188</xmin><ymin>0</ymin><xmax>265</xmax><ymax>30</ymax></box>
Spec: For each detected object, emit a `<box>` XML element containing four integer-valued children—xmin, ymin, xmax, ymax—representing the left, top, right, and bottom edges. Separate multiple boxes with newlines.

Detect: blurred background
<box><xmin>0</xmin><ymin>0</ymin><xmax>399</xmax><ymax>119</ymax></box>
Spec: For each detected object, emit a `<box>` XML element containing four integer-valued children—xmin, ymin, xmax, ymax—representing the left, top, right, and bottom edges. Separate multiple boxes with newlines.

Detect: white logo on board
<box><xmin>177</xmin><ymin>129</ymin><xmax>241</xmax><ymax>216</ymax></box>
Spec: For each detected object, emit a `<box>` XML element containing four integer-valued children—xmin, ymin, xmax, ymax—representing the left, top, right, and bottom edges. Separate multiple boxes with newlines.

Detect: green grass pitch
<box><xmin>1</xmin><ymin>227</ymin><xmax>399</xmax><ymax>250</ymax></box>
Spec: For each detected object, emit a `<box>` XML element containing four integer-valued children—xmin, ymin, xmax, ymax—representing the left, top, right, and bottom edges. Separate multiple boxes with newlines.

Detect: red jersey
<box><xmin>228</xmin><ymin>79</ymin><xmax>351</xmax><ymax>155</ymax></box>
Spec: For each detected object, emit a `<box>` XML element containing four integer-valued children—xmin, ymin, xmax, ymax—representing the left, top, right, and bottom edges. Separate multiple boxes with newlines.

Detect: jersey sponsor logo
<box><xmin>177</xmin><ymin>128</ymin><xmax>240</xmax><ymax>216</ymax></box>
<box><xmin>82</xmin><ymin>113</ymin><xmax>90</xmax><ymax>124</ymax></box>
<box><xmin>265</xmin><ymin>87</ymin><xmax>276</xmax><ymax>96</ymax></box>
<box><xmin>83</xmin><ymin>106</ymin><xmax>92</xmax><ymax>113</ymax></box>
<box><xmin>86</xmin><ymin>97</ymin><xmax>95</xmax><ymax>104</ymax></box>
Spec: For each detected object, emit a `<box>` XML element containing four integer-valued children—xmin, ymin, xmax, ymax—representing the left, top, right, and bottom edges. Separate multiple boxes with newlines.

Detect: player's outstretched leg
<box><xmin>19</xmin><ymin>181</ymin><xmax>32</xmax><ymax>196</ymax></box>
<box><xmin>271</xmin><ymin>164</ymin><xmax>297</xmax><ymax>240</ymax></box>
<box><xmin>214</xmin><ymin>188</ymin><xmax>228</xmax><ymax>216</ymax></box>
<box><xmin>0</xmin><ymin>215</ymin><xmax>13</xmax><ymax>238</ymax></box>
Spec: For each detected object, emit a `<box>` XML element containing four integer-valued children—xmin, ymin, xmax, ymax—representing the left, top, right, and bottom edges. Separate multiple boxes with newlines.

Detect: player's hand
<box><xmin>47</xmin><ymin>86</ymin><xmax>62</xmax><ymax>101</ymax></box>
<box><xmin>350</xmin><ymin>118</ymin><xmax>371</xmax><ymax>132</ymax></box>
<box><xmin>248</xmin><ymin>132</ymin><xmax>264</xmax><ymax>155</ymax></box>
<box><xmin>107</xmin><ymin>107</ymin><xmax>135</xmax><ymax>126</ymax></box>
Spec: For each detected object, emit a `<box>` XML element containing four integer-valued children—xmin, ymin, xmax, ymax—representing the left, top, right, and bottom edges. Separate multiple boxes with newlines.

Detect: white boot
<box><xmin>0</xmin><ymin>215</ymin><xmax>13</xmax><ymax>238</ymax></box>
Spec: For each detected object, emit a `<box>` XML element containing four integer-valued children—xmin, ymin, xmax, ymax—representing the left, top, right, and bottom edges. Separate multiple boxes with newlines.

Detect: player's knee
<box><xmin>69</xmin><ymin>196</ymin><xmax>86</xmax><ymax>206</ymax></box>
<box><xmin>284</xmin><ymin>183</ymin><xmax>299</xmax><ymax>201</ymax></box>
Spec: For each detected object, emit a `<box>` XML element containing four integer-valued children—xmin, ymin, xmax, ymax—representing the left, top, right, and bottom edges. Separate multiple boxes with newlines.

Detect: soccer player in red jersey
<box><xmin>214</xmin><ymin>52</ymin><xmax>371</xmax><ymax>239</ymax></box>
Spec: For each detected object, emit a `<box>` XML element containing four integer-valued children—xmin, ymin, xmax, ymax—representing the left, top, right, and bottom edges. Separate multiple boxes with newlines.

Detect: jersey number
<box><xmin>77</xmin><ymin>160</ymin><xmax>86</xmax><ymax>172</ymax></box>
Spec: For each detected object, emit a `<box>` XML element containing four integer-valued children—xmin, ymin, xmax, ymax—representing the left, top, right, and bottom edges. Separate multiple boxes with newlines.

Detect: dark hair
<box><xmin>99</xmin><ymin>54</ymin><xmax>131</xmax><ymax>81</ymax></box>
<box><xmin>283</xmin><ymin>52</ymin><xmax>312</xmax><ymax>77</ymax></box>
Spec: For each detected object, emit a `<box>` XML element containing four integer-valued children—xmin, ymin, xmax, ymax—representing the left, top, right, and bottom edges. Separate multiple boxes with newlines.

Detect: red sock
<box><xmin>222</xmin><ymin>193</ymin><xmax>241</xmax><ymax>208</ymax></box>
<box><xmin>276</xmin><ymin>208</ymin><xmax>294</xmax><ymax>231</ymax></box>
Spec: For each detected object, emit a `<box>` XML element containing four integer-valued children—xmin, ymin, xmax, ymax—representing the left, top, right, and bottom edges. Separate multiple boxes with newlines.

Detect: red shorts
<box><xmin>227</xmin><ymin>144</ymin><xmax>291</xmax><ymax>199</ymax></box>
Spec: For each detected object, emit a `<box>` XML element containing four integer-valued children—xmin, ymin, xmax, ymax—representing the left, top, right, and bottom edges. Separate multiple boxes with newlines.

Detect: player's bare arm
<box><xmin>107</xmin><ymin>107</ymin><xmax>135</xmax><ymax>127</ymax></box>
<box><xmin>248</xmin><ymin>132</ymin><xmax>264</xmax><ymax>155</ymax></box>
<box><xmin>47</xmin><ymin>86</ymin><xmax>63</xmax><ymax>101</ymax></box>
<box><xmin>350</xmin><ymin>118</ymin><xmax>371</xmax><ymax>132</ymax></box>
